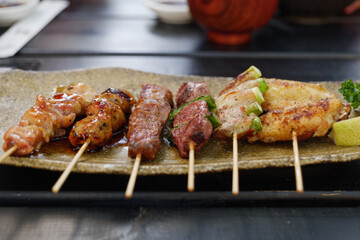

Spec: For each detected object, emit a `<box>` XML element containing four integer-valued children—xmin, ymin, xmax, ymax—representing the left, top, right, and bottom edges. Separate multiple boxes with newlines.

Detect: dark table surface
<box><xmin>1</xmin><ymin>0</ymin><xmax>360</xmax><ymax>239</ymax></box>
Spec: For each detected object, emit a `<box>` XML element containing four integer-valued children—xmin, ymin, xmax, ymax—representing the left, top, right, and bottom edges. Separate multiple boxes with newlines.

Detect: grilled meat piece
<box><xmin>69</xmin><ymin>88</ymin><xmax>136</xmax><ymax>149</ymax></box>
<box><xmin>138</xmin><ymin>83</ymin><xmax>174</xmax><ymax>107</ymax></box>
<box><xmin>175</xmin><ymin>81</ymin><xmax>210</xmax><ymax>107</ymax></box>
<box><xmin>214</xmin><ymin>81</ymin><xmax>260</xmax><ymax>140</ymax></box>
<box><xmin>214</xmin><ymin>72</ymin><xmax>351</xmax><ymax>142</ymax></box>
<box><xmin>247</xmin><ymin>79</ymin><xmax>351</xmax><ymax>143</ymax></box>
<box><xmin>128</xmin><ymin>84</ymin><xmax>173</xmax><ymax>161</ymax></box>
<box><xmin>172</xmin><ymin>100</ymin><xmax>212</xmax><ymax>158</ymax></box>
<box><xmin>3</xmin><ymin>83</ymin><xmax>97</xmax><ymax>155</ymax></box>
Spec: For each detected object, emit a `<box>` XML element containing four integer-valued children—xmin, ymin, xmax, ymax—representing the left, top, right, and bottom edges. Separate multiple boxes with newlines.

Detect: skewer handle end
<box><xmin>125</xmin><ymin>153</ymin><xmax>142</xmax><ymax>199</ymax></box>
<box><xmin>188</xmin><ymin>142</ymin><xmax>195</xmax><ymax>192</ymax></box>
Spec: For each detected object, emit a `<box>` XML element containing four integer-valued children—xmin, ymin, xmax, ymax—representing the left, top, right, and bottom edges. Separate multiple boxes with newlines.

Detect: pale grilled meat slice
<box><xmin>127</xmin><ymin>84</ymin><xmax>173</xmax><ymax>161</ymax></box>
<box><xmin>175</xmin><ymin>81</ymin><xmax>210</xmax><ymax>107</ymax></box>
<box><xmin>214</xmin><ymin>82</ymin><xmax>260</xmax><ymax>140</ymax></box>
<box><xmin>172</xmin><ymin>100</ymin><xmax>212</xmax><ymax>158</ymax></box>
<box><xmin>262</xmin><ymin>79</ymin><xmax>338</xmax><ymax>104</ymax></box>
<box><xmin>69</xmin><ymin>88</ymin><xmax>136</xmax><ymax>149</ymax></box>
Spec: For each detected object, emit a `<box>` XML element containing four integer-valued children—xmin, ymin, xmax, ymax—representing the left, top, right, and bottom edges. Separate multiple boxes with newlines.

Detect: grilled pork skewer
<box><xmin>2</xmin><ymin>83</ymin><xmax>97</xmax><ymax>158</ymax></box>
<box><xmin>52</xmin><ymin>88</ymin><xmax>136</xmax><ymax>193</ymax></box>
<box><xmin>125</xmin><ymin>84</ymin><xmax>174</xmax><ymax>198</ymax></box>
<box><xmin>171</xmin><ymin>81</ymin><xmax>213</xmax><ymax>191</ymax></box>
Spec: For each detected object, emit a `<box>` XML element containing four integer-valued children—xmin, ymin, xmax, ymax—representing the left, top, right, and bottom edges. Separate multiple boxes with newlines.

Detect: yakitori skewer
<box><xmin>126</xmin><ymin>84</ymin><xmax>173</xmax><ymax>199</ymax></box>
<box><xmin>1</xmin><ymin>83</ymin><xmax>97</xmax><ymax>160</ymax></box>
<box><xmin>232</xmin><ymin>133</ymin><xmax>239</xmax><ymax>195</ymax></box>
<box><xmin>170</xmin><ymin>81</ymin><xmax>219</xmax><ymax>192</ymax></box>
<box><xmin>214</xmin><ymin>66</ymin><xmax>266</xmax><ymax>195</ymax></box>
<box><xmin>52</xmin><ymin>139</ymin><xmax>90</xmax><ymax>193</ymax></box>
<box><xmin>188</xmin><ymin>142</ymin><xmax>195</xmax><ymax>192</ymax></box>
<box><xmin>52</xmin><ymin>88</ymin><xmax>136</xmax><ymax>193</ymax></box>
<box><xmin>216</xmin><ymin>66</ymin><xmax>350</xmax><ymax>193</ymax></box>
<box><xmin>292</xmin><ymin>131</ymin><xmax>303</xmax><ymax>193</ymax></box>
<box><xmin>125</xmin><ymin>153</ymin><xmax>141</xmax><ymax>198</ymax></box>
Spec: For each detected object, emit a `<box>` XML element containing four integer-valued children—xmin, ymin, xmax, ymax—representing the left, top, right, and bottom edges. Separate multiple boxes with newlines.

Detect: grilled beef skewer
<box><xmin>127</xmin><ymin>84</ymin><xmax>174</xmax><ymax>161</ymax></box>
<box><xmin>3</xmin><ymin>83</ymin><xmax>97</xmax><ymax>156</ymax></box>
<box><xmin>171</xmin><ymin>81</ymin><xmax>213</xmax><ymax>158</ymax></box>
<box><xmin>69</xmin><ymin>88</ymin><xmax>136</xmax><ymax>149</ymax></box>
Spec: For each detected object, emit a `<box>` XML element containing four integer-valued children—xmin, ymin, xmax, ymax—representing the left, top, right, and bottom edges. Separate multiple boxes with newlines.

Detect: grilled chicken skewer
<box><xmin>2</xmin><ymin>83</ymin><xmax>97</xmax><ymax>159</ymax></box>
<box><xmin>215</xmin><ymin>66</ymin><xmax>350</xmax><ymax>193</ymax></box>
<box><xmin>171</xmin><ymin>82</ymin><xmax>215</xmax><ymax>191</ymax></box>
<box><xmin>52</xmin><ymin>88</ymin><xmax>136</xmax><ymax>193</ymax></box>
<box><xmin>125</xmin><ymin>84</ymin><xmax>173</xmax><ymax>199</ymax></box>
<box><xmin>215</xmin><ymin>66</ymin><xmax>266</xmax><ymax>194</ymax></box>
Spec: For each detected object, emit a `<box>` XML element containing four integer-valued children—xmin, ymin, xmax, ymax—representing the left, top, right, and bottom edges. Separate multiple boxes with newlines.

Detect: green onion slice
<box><xmin>245</xmin><ymin>102</ymin><xmax>263</xmax><ymax>116</ymax></box>
<box><xmin>257</xmin><ymin>78</ymin><xmax>268</xmax><ymax>93</ymax></box>
<box><xmin>250</xmin><ymin>116</ymin><xmax>262</xmax><ymax>134</ymax></box>
<box><xmin>169</xmin><ymin>95</ymin><xmax>217</xmax><ymax>121</ymax></box>
<box><xmin>206</xmin><ymin>113</ymin><xmax>222</xmax><ymax>128</ymax></box>
<box><xmin>251</xmin><ymin>87</ymin><xmax>265</xmax><ymax>104</ymax></box>
<box><xmin>244</xmin><ymin>66</ymin><xmax>262</xmax><ymax>79</ymax></box>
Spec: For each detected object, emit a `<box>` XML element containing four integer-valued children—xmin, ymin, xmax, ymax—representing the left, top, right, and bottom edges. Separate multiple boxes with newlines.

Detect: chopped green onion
<box><xmin>250</xmin><ymin>116</ymin><xmax>262</xmax><ymax>134</ymax></box>
<box><xmin>245</xmin><ymin>102</ymin><xmax>263</xmax><ymax>116</ymax></box>
<box><xmin>244</xmin><ymin>66</ymin><xmax>262</xmax><ymax>79</ymax></box>
<box><xmin>251</xmin><ymin>87</ymin><xmax>265</xmax><ymax>104</ymax></box>
<box><xmin>206</xmin><ymin>113</ymin><xmax>222</xmax><ymax>128</ymax></box>
<box><xmin>257</xmin><ymin>78</ymin><xmax>268</xmax><ymax>93</ymax></box>
<box><xmin>169</xmin><ymin>95</ymin><xmax>216</xmax><ymax>121</ymax></box>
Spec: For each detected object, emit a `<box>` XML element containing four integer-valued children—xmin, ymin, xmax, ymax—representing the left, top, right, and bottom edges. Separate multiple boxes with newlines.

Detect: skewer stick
<box><xmin>188</xmin><ymin>142</ymin><xmax>195</xmax><ymax>192</ymax></box>
<box><xmin>0</xmin><ymin>146</ymin><xmax>17</xmax><ymax>163</ymax></box>
<box><xmin>232</xmin><ymin>133</ymin><xmax>239</xmax><ymax>195</ymax></box>
<box><xmin>292</xmin><ymin>131</ymin><xmax>304</xmax><ymax>194</ymax></box>
<box><xmin>125</xmin><ymin>153</ymin><xmax>142</xmax><ymax>199</ymax></box>
<box><xmin>52</xmin><ymin>139</ymin><xmax>90</xmax><ymax>194</ymax></box>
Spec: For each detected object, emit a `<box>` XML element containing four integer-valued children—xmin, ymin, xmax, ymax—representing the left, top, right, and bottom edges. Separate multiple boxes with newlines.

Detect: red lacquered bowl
<box><xmin>188</xmin><ymin>0</ymin><xmax>279</xmax><ymax>45</ymax></box>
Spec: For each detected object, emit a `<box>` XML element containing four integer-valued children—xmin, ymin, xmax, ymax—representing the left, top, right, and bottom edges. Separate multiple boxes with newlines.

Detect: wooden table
<box><xmin>1</xmin><ymin>0</ymin><xmax>360</xmax><ymax>239</ymax></box>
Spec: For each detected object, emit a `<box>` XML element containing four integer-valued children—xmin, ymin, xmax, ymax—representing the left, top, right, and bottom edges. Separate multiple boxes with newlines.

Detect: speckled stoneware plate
<box><xmin>0</xmin><ymin>67</ymin><xmax>359</xmax><ymax>175</ymax></box>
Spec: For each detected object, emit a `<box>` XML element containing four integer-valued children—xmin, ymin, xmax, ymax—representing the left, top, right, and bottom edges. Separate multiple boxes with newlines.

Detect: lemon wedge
<box><xmin>329</xmin><ymin>117</ymin><xmax>360</xmax><ymax>146</ymax></box>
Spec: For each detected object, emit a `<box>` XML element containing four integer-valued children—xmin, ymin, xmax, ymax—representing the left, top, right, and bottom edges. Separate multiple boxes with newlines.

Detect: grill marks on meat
<box><xmin>127</xmin><ymin>84</ymin><xmax>173</xmax><ymax>161</ymax></box>
<box><xmin>69</xmin><ymin>89</ymin><xmax>136</xmax><ymax>149</ymax></box>
<box><xmin>175</xmin><ymin>81</ymin><xmax>210</xmax><ymax>107</ymax></box>
<box><xmin>172</xmin><ymin>82</ymin><xmax>212</xmax><ymax>158</ymax></box>
<box><xmin>3</xmin><ymin>83</ymin><xmax>97</xmax><ymax>155</ymax></box>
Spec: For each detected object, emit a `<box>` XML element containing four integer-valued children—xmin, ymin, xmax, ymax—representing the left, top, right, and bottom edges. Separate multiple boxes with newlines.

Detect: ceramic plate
<box><xmin>0</xmin><ymin>67</ymin><xmax>359</xmax><ymax>175</ymax></box>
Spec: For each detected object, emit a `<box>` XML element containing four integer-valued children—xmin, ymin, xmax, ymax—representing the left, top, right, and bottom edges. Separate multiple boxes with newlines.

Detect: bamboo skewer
<box><xmin>188</xmin><ymin>142</ymin><xmax>195</xmax><ymax>192</ymax></box>
<box><xmin>0</xmin><ymin>146</ymin><xmax>17</xmax><ymax>163</ymax></box>
<box><xmin>232</xmin><ymin>133</ymin><xmax>239</xmax><ymax>195</ymax></box>
<box><xmin>125</xmin><ymin>153</ymin><xmax>142</xmax><ymax>199</ymax></box>
<box><xmin>52</xmin><ymin>139</ymin><xmax>90</xmax><ymax>193</ymax></box>
<box><xmin>292</xmin><ymin>131</ymin><xmax>304</xmax><ymax>194</ymax></box>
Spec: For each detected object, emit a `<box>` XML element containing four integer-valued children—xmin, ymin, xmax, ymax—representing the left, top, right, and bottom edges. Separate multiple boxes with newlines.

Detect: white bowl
<box><xmin>0</xmin><ymin>0</ymin><xmax>39</xmax><ymax>27</ymax></box>
<box><xmin>143</xmin><ymin>0</ymin><xmax>192</xmax><ymax>24</ymax></box>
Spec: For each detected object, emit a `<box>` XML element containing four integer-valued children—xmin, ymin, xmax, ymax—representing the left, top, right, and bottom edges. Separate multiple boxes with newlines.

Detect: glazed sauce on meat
<box><xmin>34</xmin><ymin>126</ymin><xmax>129</xmax><ymax>156</ymax></box>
